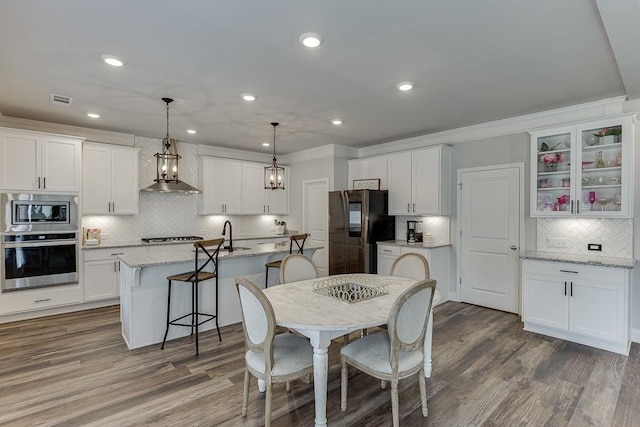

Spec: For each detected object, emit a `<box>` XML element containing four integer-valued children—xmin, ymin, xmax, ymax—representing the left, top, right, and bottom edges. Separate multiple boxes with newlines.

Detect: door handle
<box><xmin>570</xmin><ymin>200</ymin><xmax>574</xmax><ymax>214</ymax></box>
<box><xmin>510</xmin><ymin>245</ymin><xmax>517</xmax><ymax>250</ymax></box>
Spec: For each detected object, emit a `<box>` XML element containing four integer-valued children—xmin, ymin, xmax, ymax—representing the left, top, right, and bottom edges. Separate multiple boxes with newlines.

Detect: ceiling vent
<box><xmin>50</xmin><ymin>93</ymin><xmax>73</xmax><ymax>106</ymax></box>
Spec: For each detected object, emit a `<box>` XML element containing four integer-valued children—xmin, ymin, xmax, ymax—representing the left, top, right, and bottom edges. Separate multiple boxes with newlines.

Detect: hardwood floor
<box><xmin>1</xmin><ymin>301</ymin><xmax>639</xmax><ymax>426</ymax></box>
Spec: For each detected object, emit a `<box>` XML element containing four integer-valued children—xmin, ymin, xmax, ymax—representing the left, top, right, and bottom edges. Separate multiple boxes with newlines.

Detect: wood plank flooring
<box><xmin>1</xmin><ymin>301</ymin><xmax>639</xmax><ymax>426</ymax></box>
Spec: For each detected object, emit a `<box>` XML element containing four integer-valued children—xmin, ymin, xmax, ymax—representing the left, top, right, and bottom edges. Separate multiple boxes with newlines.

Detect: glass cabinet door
<box><xmin>533</xmin><ymin>130</ymin><xmax>574</xmax><ymax>216</ymax></box>
<box><xmin>577</xmin><ymin>123</ymin><xmax>625</xmax><ymax>216</ymax></box>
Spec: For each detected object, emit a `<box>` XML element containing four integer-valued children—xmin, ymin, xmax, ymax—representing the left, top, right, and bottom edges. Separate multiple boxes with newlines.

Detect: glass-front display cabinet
<box><xmin>530</xmin><ymin>114</ymin><xmax>634</xmax><ymax>218</ymax></box>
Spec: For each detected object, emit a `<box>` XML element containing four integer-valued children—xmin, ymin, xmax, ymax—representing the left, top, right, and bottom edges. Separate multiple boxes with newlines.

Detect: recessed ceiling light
<box><xmin>262</xmin><ymin>142</ymin><xmax>270</xmax><ymax>147</ymax></box>
<box><xmin>299</xmin><ymin>33</ymin><xmax>323</xmax><ymax>48</ymax></box>
<box><xmin>101</xmin><ymin>55</ymin><xmax>124</xmax><ymax>67</ymax></box>
<box><xmin>397</xmin><ymin>82</ymin><xmax>414</xmax><ymax>91</ymax></box>
<box><xmin>87</xmin><ymin>113</ymin><xmax>100</xmax><ymax>119</ymax></box>
<box><xmin>241</xmin><ymin>93</ymin><xmax>256</xmax><ymax>102</ymax></box>
<box><xmin>331</xmin><ymin>119</ymin><xmax>343</xmax><ymax>125</ymax></box>
<box><xmin>187</xmin><ymin>129</ymin><xmax>197</xmax><ymax>134</ymax></box>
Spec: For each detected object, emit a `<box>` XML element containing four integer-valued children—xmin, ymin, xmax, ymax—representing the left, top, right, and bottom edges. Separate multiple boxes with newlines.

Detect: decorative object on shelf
<box><xmin>541</xmin><ymin>152</ymin><xmax>566</xmax><ymax>171</ymax></box>
<box><xmin>584</xmin><ymin>134</ymin><xmax>600</xmax><ymax>146</ymax></box>
<box><xmin>538</xmin><ymin>178</ymin><xmax>550</xmax><ymax>189</ymax></box>
<box><xmin>265</xmin><ymin>122</ymin><xmax>285</xmax><ymax>190</ymax></box>
<box><xmin>596</xmin><ymin>151</ymin><xmax>605</xmax><ymax>168</ymax></box>
<box><xmin>615</xmin><ymin>151</ymin><xmax>622</xmax><ymax>167</ymax></box>
<box><xmin>556</xmin><ymin>194</ymin><xmax>568</xmax><ymax>211</ymax></box>
<box><xmin>589</xmin><ymin>191</ymin><xmax>596</xmax><ymax>210</ymax></box>
<box><xmin>540</xmin><ymin>142</ymin><xmax>550</xmax><ymax>152</ymax></box>
<box><xmin>142</xmin><ymin>98</ymin><xmax>201</xmax><ymax>194</ymax></box>
<box><xmin>274</xmin><ymin>219</ymin><xmax>286</xmax><ymax>235</ymax></box>
<box><xmin>561</xmin><ymin>178</ymin><xmax>570</xmax><ymax>187</ymax></box>
<box><xmin>353</xmin><ymin>178</ymin><xmax>381</xmax><ymax>190</ymax></box>
<box><xmin>312</xmin><ymin>276</ymin><xmax>388</xmax><ymax>303</ymax></box>
<box><xmin>593</xmin><ymin>127</ymin><xmax>622</xmax><ymax>144</ymax></box>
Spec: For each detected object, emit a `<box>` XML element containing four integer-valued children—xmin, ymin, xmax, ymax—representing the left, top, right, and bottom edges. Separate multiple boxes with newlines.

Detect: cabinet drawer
<box><xmin>522</xmin><ymin>260</ymin><xmax>626</xmax><ymax>285</ymax></box>
<box><xmin>378</xmin><ymin>245</ymin><xmax>400</xmax><ymax>256</ymax></box>
<box><xmin>83</xmin><ymin>246</ymin><xmax>146</xmax><ymax>261</ymax></box>
<box><xmin>0</xmin><ymin>283</ymin><xmax>82</xmax><ymax>314</ymax></box>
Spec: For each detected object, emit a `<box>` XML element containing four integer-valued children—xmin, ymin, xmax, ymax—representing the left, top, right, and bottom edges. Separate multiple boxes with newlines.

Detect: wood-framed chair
<box><xmin>235</xmin><ymin>276</ymin><xmax>314</xmax><ymax>427</ymax></box>
<box><xmin>265</xmin><ymin>233</ymin><xmax>309</xmax><ymax>287</ymax></box>
<box><xmin>160</xmin><ymin>237</ymin><xmax>224</xmax><ymax>355</ymax></box>
<box><xmin>279</xmin><ymin>253</ymin><xmax>319</xmax><ymax>284</ymax></box>
<box><xmin>340</xmin><ymin>279</ymin><xmax>437</xmax><ymax>427</ymax></box>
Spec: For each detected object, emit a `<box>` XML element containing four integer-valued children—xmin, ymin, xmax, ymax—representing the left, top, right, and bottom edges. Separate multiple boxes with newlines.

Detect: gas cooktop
<box><xmin>141</xmin><ymin>236</ymin><xmax>203</xmax><ymax>243</ymax></box>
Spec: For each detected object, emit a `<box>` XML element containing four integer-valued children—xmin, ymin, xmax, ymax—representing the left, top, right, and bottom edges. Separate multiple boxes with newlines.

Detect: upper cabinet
<box><xmin>198</xmin><ymin>156</ymin><xmax>243</xmax><ymax>214</ymax></box>
<box><xmin>0</xmin><ymin>128</ymin><xmax>82</xmax><ymax>192</ymax></box>
<box><xmin>387</xmin><ymin>146</ymin><xmax>451</xmax><ymax>216</ymax></box>
<box><xmin>530</xmin><ymin>115</ymin><xmax>634</xmax><ymax>218</ymax></box>
<box><xmin>83</xmin><ymin>143</ymin><xmax>140</xmax><ymax>215</ymax></box>
<box><xmin>242</xmin><ymin>163</ymin><xmax>289</xmax><ymax>214</ymax></box>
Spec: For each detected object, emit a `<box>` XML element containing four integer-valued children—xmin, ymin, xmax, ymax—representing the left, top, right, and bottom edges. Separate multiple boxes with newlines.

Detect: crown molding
<box><xmin>0</xmin><ymin>114</ymin><xmax>135</xmax><ymax>146</ymax></box>
<box><xmin>197</xmin><ymin>143</ymin><xmax>271</xmax><ymax>163</ymax></box>
<box><xmin>281</xmin><ymin>144</ymin><xmax>358</xmax><ymax>164</ymax></box>
<box><xmin>358</xmin><ymin>96</ymin><xmax>629</xmax><ymax>158</ymax></box>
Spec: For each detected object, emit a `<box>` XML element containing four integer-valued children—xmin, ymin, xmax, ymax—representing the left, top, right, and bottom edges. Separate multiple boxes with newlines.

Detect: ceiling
<box><xmin>1</xmin><ymin>0</ymin><xmax>640</xmax><ymax>155</ymax></box>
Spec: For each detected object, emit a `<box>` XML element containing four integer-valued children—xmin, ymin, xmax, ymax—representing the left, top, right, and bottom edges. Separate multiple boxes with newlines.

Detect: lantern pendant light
<box><xmin>142</xmin><ymin>97</ymin><xmax>200</xmax><ymax>193</ymax></box>
<box><xmin>264</xmin><ymin>122</ymin><xmax>285</xmax><ymax>190</ymax></box>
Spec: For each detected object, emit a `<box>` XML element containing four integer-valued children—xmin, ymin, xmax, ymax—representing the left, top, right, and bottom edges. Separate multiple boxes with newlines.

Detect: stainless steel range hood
<box><xmin>142</xmin><ymin>180</ymin><xmax>200</xmax><ymax>194</ymax></box>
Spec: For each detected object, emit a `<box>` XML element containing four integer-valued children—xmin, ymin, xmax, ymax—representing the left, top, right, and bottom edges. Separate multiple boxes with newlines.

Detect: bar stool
<box><xmin>264</xmin><ymin>233</ymin><xmax>308</xmax><ymax>288</ymax></box>
<box><xmin>161</xmin><ymin>237</ymin><xmax>224</xmax><ymax>355</ymax></box>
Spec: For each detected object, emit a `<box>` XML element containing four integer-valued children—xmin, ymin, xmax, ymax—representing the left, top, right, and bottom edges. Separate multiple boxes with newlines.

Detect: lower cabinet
<box><xmin>0</xmin><ymin>283</ymin><xmax>83</xmax><ymax>315</ymax></box>
<box><xmin>522</xmin><ymin>259</ymin><xmax>630</xmax><ymax>355</ymax></box>
<box><xmin>377</xmin><ymin>243</ymin><xmax>450</xmax><ymax>301</ymax></box>
<box><xmin>83</xmin><ymin>249</ymin><xmax>125</xmax><ymax>301</ymax></box>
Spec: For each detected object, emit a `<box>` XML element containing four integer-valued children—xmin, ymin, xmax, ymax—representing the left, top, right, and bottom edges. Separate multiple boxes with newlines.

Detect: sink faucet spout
<box><xmin>222</xmin><ymin>220</ymin><xmax>233</xmax><ymax>252</ymax></box>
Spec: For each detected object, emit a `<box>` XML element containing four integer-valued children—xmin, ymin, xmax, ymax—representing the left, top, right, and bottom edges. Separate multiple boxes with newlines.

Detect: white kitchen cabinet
<box><xmin>83</xmin><ymin>256</ymin><xmax>121</xmax><ymax>301</ymax></box>
<box><xmin>387</xmin><ymin>146</ymin><xmax>451</xmax><ymax>216</ymax></box>
<box><xmin>0</xmin><ymin>283</ymin><xmax>83</xmax><ymax>315</ymax></box>
<box><xmin>530</xmin><ymin>114</ymin><xmax>634</xmax><ymax>218</ymax></box>
<box><xmin>242</xmin><ymin>162</ymin><xmax>289</xmax><ymax>214</ymax></box>
<box><xmin>522</xmin><ymin>259</ymin><xmax>630</xmax><ymax>355</ymax></box>
<box><xmin>198</xmin><ymin>156</ymin><xmax>243</xmax><ymax>214</ymax></box>
<box><xmin>377</xmin><ymin>243</ymin><xmax>450</xmax><ymax>301</ymax></box>
<box><xmin>83</xmin><ymin>143</ymin><xmax>140</xmax><ymax>215</ymax></box>
<box><xmin>0</xmin><ymin>128</ymin><xmax>82</xmax><ymax>192</ymax></box>
<box><xmin>348</xmin><ymin>155</ymin><xmax>388</xmax><ymax>189</ymax></box>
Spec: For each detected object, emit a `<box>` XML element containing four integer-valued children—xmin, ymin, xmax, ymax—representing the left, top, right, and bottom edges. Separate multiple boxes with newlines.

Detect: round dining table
<box><xmin>262</xmin><ymin>273</ymin><xmax>440</xmax><ymax>427</ymax></box>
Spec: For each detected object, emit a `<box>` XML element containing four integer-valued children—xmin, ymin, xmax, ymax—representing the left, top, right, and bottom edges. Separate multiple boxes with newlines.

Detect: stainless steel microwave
<box><xmin>1</xmin><ymin>193</ymin><xmax>79</xmax><ymax>233</ymax></box>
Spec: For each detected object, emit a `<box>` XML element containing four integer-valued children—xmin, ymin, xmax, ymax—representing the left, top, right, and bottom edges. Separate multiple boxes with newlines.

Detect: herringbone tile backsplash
<box><xmin>537</xmin><ymin>218</ymin><xmax>633</xmax><ymax>258</ymax></box>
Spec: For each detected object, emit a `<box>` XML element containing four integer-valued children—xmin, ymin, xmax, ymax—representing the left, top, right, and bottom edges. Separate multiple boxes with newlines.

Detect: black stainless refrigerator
<box><xmin>329</xmin><ymin>190</ymin><xmax>395</xmax><ymax>275</ymax></box>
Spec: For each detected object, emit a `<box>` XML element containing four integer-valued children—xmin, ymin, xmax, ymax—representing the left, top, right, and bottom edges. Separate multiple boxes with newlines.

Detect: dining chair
<box><xmin>390</xmin><ymin>252</ymin><xmax>430</xmax><ymax>281</ymax></box>
<box><xmin>265</xmin><ymin>233</ymin><xmax>309</xmax><ymax>287</ymax></box>
<box><xmin>340</xmin><ymin>279</ymin><xmax>437</xmax><ymax>427</ymax></box>
<box><xmin>279</xmin><ymin>253</ymin><xmax>319</xmax><ymax>284</ymax></box>
<box><xmin>235</xmin><ymin>276</ymin><xmax>314</xmax><ymax>427</ymax></box>
<box><xmin>160</xmin><ymin>237</ymin><xmax>224</xmax><ymax>355</ymax></box>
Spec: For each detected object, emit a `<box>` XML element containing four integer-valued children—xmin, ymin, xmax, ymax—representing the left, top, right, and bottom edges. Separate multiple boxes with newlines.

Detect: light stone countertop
<box><xmin>521</xmin><ymin>251</ymin><xmax>634</xmax><ymax>269</ymax></box>
<box><xmin>82</xmin><ymin>232</ymin><xmax>295</xmax><ymax>250</ymax></box>
<box><xmin>377</xmin><ymin>240</ymin><xmax>452</xmax><ymax>249</ymax></box>
<box><xmin>118</xmin><ymin>241</ymin><xmax>323</xmax><ymax>268</ymax></box>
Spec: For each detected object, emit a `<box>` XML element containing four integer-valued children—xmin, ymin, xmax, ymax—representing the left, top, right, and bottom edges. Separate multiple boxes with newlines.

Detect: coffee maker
<box><xmin>407</xmin><ymin>220</ymin><xmax>418</xmax><ymax>243</ymax></box>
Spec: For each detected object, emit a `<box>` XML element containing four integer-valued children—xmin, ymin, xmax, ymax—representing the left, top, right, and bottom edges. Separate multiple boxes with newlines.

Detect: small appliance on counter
<box><xmin>406</xmin><ymin>220</ymin><xmax>423</xmax><ymax>243</ymax></box>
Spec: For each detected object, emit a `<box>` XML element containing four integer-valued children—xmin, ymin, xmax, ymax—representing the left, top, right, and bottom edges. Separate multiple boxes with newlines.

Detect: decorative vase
<box><xmin>600</xmin><ymin>135</ymin><xmax>615</xmax><ymax>145</ymax></box>
<box><xmin>544</xmin><ymin>162</ymin><xmax>557</xmax><ymax>172</ymax></box>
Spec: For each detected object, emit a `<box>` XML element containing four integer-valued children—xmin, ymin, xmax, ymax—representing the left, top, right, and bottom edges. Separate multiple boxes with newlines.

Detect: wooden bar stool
<box><xmin>264</xmin><ymin>233</ymin><xmax>308</xmax><ymax>288</ymax></box>
<box><xmin>160</xmin><ymin>237</ymin><xmax>224</xmax><ymax>355</ymax></box>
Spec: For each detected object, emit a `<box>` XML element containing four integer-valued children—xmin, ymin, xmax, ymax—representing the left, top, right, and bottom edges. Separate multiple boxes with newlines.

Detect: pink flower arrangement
<box><xmin>541</xmin><ymin>153</ymin><xmax>566</xmax><ymax>164</ymax></box>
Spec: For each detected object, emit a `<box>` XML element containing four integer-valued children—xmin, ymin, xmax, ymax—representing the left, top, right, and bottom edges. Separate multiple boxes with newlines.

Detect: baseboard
<box><xmin>632</xmin><ymin>328</ymin><xmax>640</xmax><ymax>343</ymax></box>
<box><xmin>0</xmin><ymin>299</ymin><xmax>119</xmax><ymax>324</ymax></box>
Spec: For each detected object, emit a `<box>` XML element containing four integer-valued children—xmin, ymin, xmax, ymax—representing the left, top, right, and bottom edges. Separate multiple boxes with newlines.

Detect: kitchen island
<box><xmin>118</xmin><ymin>241</ymin><xmax>321</xmax><ymax>349</ymax></box>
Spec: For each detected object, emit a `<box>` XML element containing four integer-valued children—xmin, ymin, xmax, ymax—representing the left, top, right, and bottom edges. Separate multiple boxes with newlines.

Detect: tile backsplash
<box><xmin>395</xmin><ymin>216</ymin><xmax>450</xmax><ymax>244</ymax></box>
<box><xmin>82</xmin><ymin>137</ymin><xmax>286</xmax><ymax>241</ymax></box>
<box><xmin>536</xmin><ymin>218</ymin><xmax>633</xmax><ymax>258</ymax></box>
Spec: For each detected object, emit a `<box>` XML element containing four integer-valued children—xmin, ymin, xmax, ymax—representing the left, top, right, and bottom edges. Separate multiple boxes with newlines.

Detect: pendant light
<box><xmin>142</xmin><ymin>97</ymin><xmax>200</xmax><ymax>194</ymax></box>
<box><xmin>264</xmin><ymin>122</ymin><xmax>285</xmax><ymax>190</ymax></box>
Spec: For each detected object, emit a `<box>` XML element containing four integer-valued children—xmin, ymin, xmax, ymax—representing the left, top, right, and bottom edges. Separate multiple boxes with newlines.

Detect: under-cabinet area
<box><xmin>521</xmin><ymin>258</ymin><xmax>631</xmax><ymax>355</ymax></box>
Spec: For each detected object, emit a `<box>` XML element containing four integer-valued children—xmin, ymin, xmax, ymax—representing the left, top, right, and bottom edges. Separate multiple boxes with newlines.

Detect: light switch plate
<box><xmin>547</xmin><ymin>237</ymin><xmax>568</xmax><ymax>248</ymax></box>
<box><xmin>588</xmin><ymin>243</ymin><xmax>602</xmax><ymax>251</ymax></box>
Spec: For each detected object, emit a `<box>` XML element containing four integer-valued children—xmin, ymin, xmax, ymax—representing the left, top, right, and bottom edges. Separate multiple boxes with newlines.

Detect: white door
<box><xmin>303</xmin><ymin>179</ymin><xmax>328</xmax><ymax>276</ymax></box>
<box><xmin>459</xmin><ymin>165</ymin><xmax>521</xmax><ymax>313</ymax></box>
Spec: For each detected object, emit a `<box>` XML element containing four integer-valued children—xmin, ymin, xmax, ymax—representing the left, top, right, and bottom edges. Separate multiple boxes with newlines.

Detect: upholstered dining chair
<box><xmin>265</xmin><ymin>233</ymin><xmax>309</xmax><ymax>287</ymax></box>
<box><xmin>279</xmin><ymin>254</ymin><xmax>319</xmax><ymax>284</ymax></box>
<box><xmin>235</xmin><ymin>276</ymin><xmax>314</xmax><ymax>427</ymax></box>
<box><xmin>340</xmin><ymin>279</ymin><xmax>437</xmax><ymax>427</ymax></box>
<box><xmin>390</xmin><ymin>252</ymin><xmax>430</xmax><ymax>281</ymax></box>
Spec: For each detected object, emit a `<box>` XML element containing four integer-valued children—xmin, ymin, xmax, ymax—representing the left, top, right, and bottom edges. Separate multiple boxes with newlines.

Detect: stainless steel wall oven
<box><xmin>1</xmin><ymin>194</ymin><xmax>79</xmax><ymax>292</ymax></box>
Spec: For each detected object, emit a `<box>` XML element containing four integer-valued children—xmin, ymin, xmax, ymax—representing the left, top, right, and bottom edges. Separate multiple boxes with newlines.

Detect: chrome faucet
<box><xmin>222</xmin><ymin>220</ymin><xmax>233</xmax><ymax>252</ymax></box>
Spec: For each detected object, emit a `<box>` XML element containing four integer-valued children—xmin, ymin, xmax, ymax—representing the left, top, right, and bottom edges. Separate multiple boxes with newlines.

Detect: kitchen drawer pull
<box><xmin>34</xmin><ymin>298</ymin><xmax>51</xmax><ymax>303</ymax></box>
<box><xmin>564</xmin><ymin>281</ymin><xmax>567</xmax><ymax>296</ymax></box>
<box><xmin>559</xmin><ymin>270</ymin><xmax>579</xmax><ymax>274</ymax></box>
<box><xmin>383</xmin><ymin>249</ymin><xmax>393</xmax><ymax>253</ymax></box>
<box><xmin>111</xmin><ymin>252</ymin><xmax>124</xmax><ymax>256</ymax></box>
